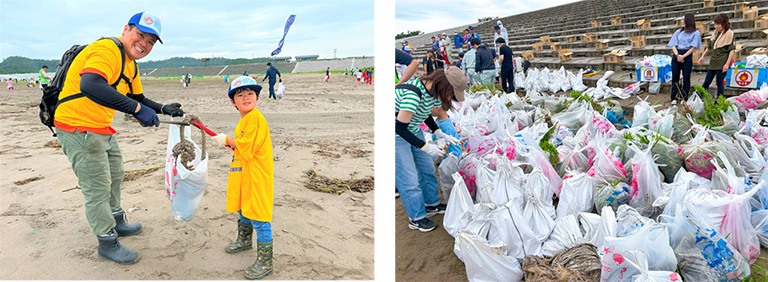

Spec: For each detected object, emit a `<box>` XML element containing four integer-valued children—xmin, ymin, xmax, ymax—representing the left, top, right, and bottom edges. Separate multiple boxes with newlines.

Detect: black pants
<box><xmin>701</xmin><ymin>69</ymin><xmax>726</xmax><ymax>99</ymax></box>
<box><xmin>268</xmin><ymin>79</ymin><xmax>276</xmax><ymax>99</ymax></box>
<box><xmin>500</xmin><ymin>64</ymin><xmax>515</xmax><ymax>93</ymax></box>
<box><xmin>671</xmin><ymin>50</ymin><xmax>693</xmax><ymax>101</ymax></box>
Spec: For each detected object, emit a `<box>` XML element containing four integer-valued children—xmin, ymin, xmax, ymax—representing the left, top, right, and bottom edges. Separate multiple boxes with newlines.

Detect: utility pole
<box><xmin>333</xmin><ymin>49</ymin><xmax>337</xmax><ymax>60</ymax></box>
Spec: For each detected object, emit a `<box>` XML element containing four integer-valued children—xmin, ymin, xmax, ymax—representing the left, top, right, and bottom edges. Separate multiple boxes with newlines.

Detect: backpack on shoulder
<box><xmin>39</xmin><ymin>37</ymin><xmax>137</xmax><ymax>137</ymax></box>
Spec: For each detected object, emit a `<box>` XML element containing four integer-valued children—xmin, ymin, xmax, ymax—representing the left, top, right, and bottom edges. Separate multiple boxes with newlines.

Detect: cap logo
<box><xmin>143</xmin><ymin>17</ymin><xmax>153</xmax><ymax>25</ymax></box>
<box><xmin>233</xmin><ymin>80</ymin><xmax>243</xmax><ymax>87</ymax></box>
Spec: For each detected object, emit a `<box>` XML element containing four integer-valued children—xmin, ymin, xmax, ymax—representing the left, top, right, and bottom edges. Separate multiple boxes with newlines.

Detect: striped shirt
<box><xmin>395</xmin><ymin>78</ymin><xmax>440</xmax><ymax>136</ymax></box>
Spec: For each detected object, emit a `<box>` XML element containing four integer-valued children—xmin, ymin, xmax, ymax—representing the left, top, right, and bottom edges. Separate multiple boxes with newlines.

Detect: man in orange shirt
<box><xmin>54</xmin><ymin>11</ymin><xmax>184</xmax><ymax>265</ymax></box>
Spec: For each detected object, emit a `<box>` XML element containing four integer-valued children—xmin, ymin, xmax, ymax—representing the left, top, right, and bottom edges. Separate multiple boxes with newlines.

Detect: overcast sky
<box><xmin>395</xmin><ymin>0</ymin><xmax>580</xmax><ymax>35</ymax></box>
<box><xmin>0</xmin><ymin>0</ymin><xmax>373</xmax><ymax>62</ymax></box>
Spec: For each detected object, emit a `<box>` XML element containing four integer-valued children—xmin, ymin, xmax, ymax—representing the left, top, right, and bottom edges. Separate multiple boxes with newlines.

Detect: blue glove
<box><xmin>132</xmin><ymin>103</ymin><xmax>158</xmax><ymax>127</ymax></box>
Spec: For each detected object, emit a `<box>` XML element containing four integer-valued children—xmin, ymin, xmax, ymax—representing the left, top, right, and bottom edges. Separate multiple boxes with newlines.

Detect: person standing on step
<box><xmin>496</xmin><ymin>20</ymin><xmax>508</xmax><ymax>44</ymax></box>
<box><xmin>697</xmin><ymin>13</ymin><xmax>735</xmax><ymax>100</ymax></box>
<box><xmin>261</xmin><ymin>62</ymin><xmax>281</xmax><ymax>101</ymax></box>
<box><xmin>212</xmin><ymin>76</ymin><xmax>274</xmax><ymax>280</ymax></box>
<box><xmin>54</xmin><ymin>11</ymin><xmax>185</xmax><ymax>265</ymax></box>
<box><xmin>497</xmin><ymin>37</ymin><xmax>515</xmax><ymax>93</ymax></box>
<box><xmin>462</xmin><ymin>41</ymin><xmax>478</xmax><ymax>85</ymax></box>
<box><xmin>668</xmin><ymin>12</ymin><xmax>701</xmax><ymax>101</ymax></box>
<box><xmin>473</xmin><ymin>38</ymin><xmax>495</xmax><ymax>86</ymax></box>
<box><xmin>396</xmin><ymin>66</ymin><xmax>466</xmax><ymax>232</ymax></box>
<box><xmin>422</xmin><ymin>50</ymin><xmax>435</xmax><ymax>76</ymax></box>
<box><xmin>440</xmin><ymin>33</ymin><xmax>452</xmax><ymax>65</ymax></box>
<box><xmin>453</xmin><ymin>31</ymin><xmax>464</xmax><ymax>51</ymax></box>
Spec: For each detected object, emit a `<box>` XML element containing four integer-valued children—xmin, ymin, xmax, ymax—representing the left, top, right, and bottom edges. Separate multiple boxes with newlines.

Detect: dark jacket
<box><xmin>263</xmin><ymin>66</ymin><xmax>281</xmax><ymax>81</ymax></box>
<box><xmin>474</xmin><ymin>45</ymin><xmax>495</xmax><ymax>72</ymax></box>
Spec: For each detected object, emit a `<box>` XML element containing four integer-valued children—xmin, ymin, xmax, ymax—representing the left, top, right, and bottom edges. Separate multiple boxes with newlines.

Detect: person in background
<box><xmin>463</xmin><ymin>29</ymin><xmax>471</xmax><ymax>49</ymax></box>
<box><xmin>396</xmin><ymin>49</ymin><xmax>419</xmax><ymax>84</ymax></box>
<box><xmin>7</xmin><ymin>79</ymin><xmax>14</xmax><ymax>92</ymax></box>
<box><xmin>212</xmin><ymin>76</ymin><xmax>274</xmax><ymax>280</ymax></box>
<box><xmin>468</xmin><ymin>26</ymin><xmax>481</xmax><ymax>44</ymax></box>
<box><xmin>453</xmin><ymin>31</ymin><xmax>464</xmax><ymax>51</ymax></box>
<box><xmin>697</xmin><ymin>13</ymin><xmax>735</xmax><ymax>99</ymax></box>
<box><xmin>668</xmin><ymin>12</ymin><xmax>701</xmax><ymax>101</ymax></box>
<box><xmin>325</xmin><ymin>67</ymin><xmax>330</xmax><ymax>82</ymax></box>
<box><xmin>456</xmin><ymin>52</ymin><xmax>463</xmax><ymax>69</ymax></box>
<box><xmin>473</xmin><ymin>39</ymin><xmax>495</xmax><ymax>86</ymax></box>
<box><xmin>261</xmin><ymin>62</ymin><xmax>282</xmax><ymax>101</ymax></box>
<box><xmin>395</xmin><ymin>67</ymin><xmax>466</xmax><ymax>232</ymax></box>
<box><xmin>440</xmin><ymin>33</ymin><xmax>452</xmax><ymax>65</ymax></box>
<box><xmin>462</xmin><ymin>42</ymin><xmax>478</xmax><ymax>86</ymax></box>
<box><xmin>431</xmin><ymin>36</ymin><xmax>439</xmax><ymax>52</ymax></box>
<box><xmin>423</xmin><ymin>50</ymin><xmax>435</xmax><ymax>76</ymax></box>
<box><xmin>224</xmin><ymin>73</ymin><xmax>229</xmax><ymax>83</ymax></box>
<box><xmin>39</xmin><ymin>65</ymin><xmax>51</xmax><ymax>88</ymax></box>
<box><xmin>496</xmin><ymin>20</ymin><xmax>508</xmax><ymax>44</ymax></box>
<box><xmin>497</xmin><ymin>37</ymin><xmax>515</xmax><ymax>93</ymax></box>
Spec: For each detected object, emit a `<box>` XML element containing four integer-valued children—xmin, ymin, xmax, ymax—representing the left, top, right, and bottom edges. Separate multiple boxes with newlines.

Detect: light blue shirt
<box><xmin>668</xmin><ymin>29</ymin><xmax>701</xmax><ymax>50</ymax></box>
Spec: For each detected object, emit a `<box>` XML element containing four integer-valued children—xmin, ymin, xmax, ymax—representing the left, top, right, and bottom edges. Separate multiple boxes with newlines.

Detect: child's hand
<box><xmin>212</xmin><ymin>134</ymin><xmax>228</xmax><ymax>147</ymax></box>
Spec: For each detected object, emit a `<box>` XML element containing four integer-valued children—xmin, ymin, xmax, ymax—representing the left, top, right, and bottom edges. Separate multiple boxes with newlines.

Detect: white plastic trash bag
<box><xmin>164</xmin><ymin>124</ymin><xmax>208</xmax><ymax>221</ymax></box>
<box><xmin>454</xmin><ymin>229</ymin><xmax>524</xmax><ymax>282</ymax></box>
<box><xmin>623</xmin><ymin>251</ymin><xmax>682</xmax><ymax>282</ymax></box>
<box><xmin>444</xmin><ymin>173</ymin><xmax>474</xmax><ymax>237</ymax></box>
<box><xmin>276</xmin><ymin>82</ymin><xmax>285</xmax><ymax>99</ymax></box>
<box><xmin>598</xmin><ymin>223</ymin><xmax>678</xmax><ymax>282</ymax></box>
<box><xmin>438</xmin><ymin>154</ymin><xmax>460</xmax><ymax>202</ymax></box>
<box><xmin>556</xmin><ymin>172</ymin><xmax>595</xmax><ymax>218</ymax></box>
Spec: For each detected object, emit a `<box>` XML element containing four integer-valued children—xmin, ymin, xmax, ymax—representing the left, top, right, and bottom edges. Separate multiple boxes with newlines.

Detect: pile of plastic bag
<box><xmin>437</xmin><ymin>84</ymin><xmax>768</xmax><ymax>282</ymax></box>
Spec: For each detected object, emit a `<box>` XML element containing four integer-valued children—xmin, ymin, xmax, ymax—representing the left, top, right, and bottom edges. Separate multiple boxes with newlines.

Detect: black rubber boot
<box><xmin>97</xmin><ymin>228</ymin><xmax>140</xmax><ymax>264</ymax></box>
<box><xmin>113</xmin><ymin>208</ymin><xmax>142</xmax><ymax>237</ymax></box>
<box><xmin>225</xmin><ymin>219</ymin><xmax>253</xmax><ymax>253</ymax></box>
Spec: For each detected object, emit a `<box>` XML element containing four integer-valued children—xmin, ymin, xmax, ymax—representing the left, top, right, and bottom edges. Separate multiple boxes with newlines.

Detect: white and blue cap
<box><xmin>228</xmin><ymin>76</ymin><xmax>262</xmax><ymax>99</ymax></box>
<box><xmin>128</xmin><ymin>11</ymin><xmax>163</xmax><ymax>44</ymax></box>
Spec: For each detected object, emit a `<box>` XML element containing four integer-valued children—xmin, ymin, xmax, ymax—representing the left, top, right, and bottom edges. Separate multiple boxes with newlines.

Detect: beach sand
<box><xmin>0</xmin><ymin>73</ymin><xmax>374</xmax><ymax>280</ymax></box>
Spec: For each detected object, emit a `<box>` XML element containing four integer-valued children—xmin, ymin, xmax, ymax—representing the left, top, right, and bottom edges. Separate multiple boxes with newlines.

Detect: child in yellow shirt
<box><xmin>211</xmin><ymin>76</ymin><xmax>274</xmax><ymax>280</ymax></box>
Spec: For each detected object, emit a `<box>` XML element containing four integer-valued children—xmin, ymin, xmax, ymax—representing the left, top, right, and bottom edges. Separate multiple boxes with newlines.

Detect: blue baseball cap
<box><xmin>128</xmin><ymin>11</ymin><xmax>163</xmax><ymax>44</ymax></box>
<box><xmin>228</xmin><ymin>76</ymin><xmax>262</xmax><ymax>99</ymax></box>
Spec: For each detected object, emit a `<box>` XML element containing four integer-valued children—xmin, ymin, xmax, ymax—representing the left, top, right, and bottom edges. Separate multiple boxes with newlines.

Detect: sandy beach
<box><xmin>0</xmin><ymin>73</ymin><xmax>374</xmax><ymax>280</ymax></box>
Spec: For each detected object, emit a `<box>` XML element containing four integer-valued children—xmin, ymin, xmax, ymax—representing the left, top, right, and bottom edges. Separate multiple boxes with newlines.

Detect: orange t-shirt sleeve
<box><xmin>79</xmin><ymin>42</ymin><xmax>121</xmax><ymax>84</ymax></box>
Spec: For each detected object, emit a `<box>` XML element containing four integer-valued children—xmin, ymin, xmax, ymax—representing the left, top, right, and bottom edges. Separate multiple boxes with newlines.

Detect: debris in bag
<box><xmin>521</xmin><ymin>243</ymin><xmax>601</xmax><ymax>282</ymax></box>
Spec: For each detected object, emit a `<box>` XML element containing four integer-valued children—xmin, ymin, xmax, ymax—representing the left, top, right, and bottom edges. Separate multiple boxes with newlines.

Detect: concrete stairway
<box><xmin>399</xmin><ymin>0</ymin><xmax>768</xmax><ymax>96</ymax></box>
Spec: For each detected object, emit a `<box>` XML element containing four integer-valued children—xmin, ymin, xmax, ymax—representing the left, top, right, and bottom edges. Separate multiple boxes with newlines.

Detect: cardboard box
<box><xmin>735</xmin><ymin>44</ymin><xmax>744</xmax><ymax>61</ymax></box>
<box><xmin>726</xmin><ymin>67</ymin><xmax>768</xmax><ymax>88</ymax></box>
<box><xmin>751</xmin><ymin>47</ymin><xmax>767</xmax><ymax>55</ymax></box>
<box><xmin>532</xmin><ymin>42</ymin><xmax>544</xmax><ymax>52</ymax></box>
<box><xmin>522</xmin><ymin>50</ymin><xmax>534</xmax><ymax>61</ymax></box>
<box><xmin>559</xmin><ymin>49</ymin><xmax>572</xmax><ymax>62</ymax></box>
<box><xmin>676</xmin><ymin>18</ymin><xmax>684</xmax><ymax>28</ymax></box>
<box><xmin>596</xmin><ymin>40</ymin><xmax>610</xmax><ymax>50</ymax></box>
<box><xmin>582</xmin><ymin>33</ymin><xmax>597</xmax><ymax>43</ymax></box>
<box><xmin>693</xmin><ymin>48</ymin><xmax>705</xmax><ymax>63</ymax></box>
<box><xmin>756</xmin><ymin>15</ymin><xmax>768</xmax><ymax>30</ymax></box>
<box><xmin>637</xmin><ymin>19</ymin><xmax>651</xmax><ymax>31</ymax></box>
<box><xmin>550</xmin><ymin>42</ymin><xmax>561</xmax><ymax>51</ymax></box>
<box><xmin>744</xmin><ymin>6</ymin><xmax>759</xmax><ymax>21</ymax></box>
<box><xmin>631</xmin><ymin>36</ymin><xmax>646</xmax><ymax>49</ymax></box>
<box><xmin>603</xmin><ymin>50</ymin><xmax>626</xmax><ymax>64</ymax></box>
<box><xmin>567</xmin><ymin>35</ymin><xmax>578</xmax><ymax>43</ymax></box>
<box><xmin>704</xmin><ymin>0</ymin><xmax>713</xmax><ymax>8</ymax></box>
<box><xmin>696</xmin><ymin>21</ymin><xmax>710</xmax><ymax>35</ymax></box>
<box><xmin>540</xmin><ymin>36</ymin><xmax>551</xmax><ymax>44</ymax></box>
<box><xmin>591</xmin><ymin>20</ymin><xmax>602</xmax><ymax>28</ymax></box>
<box><xmin>735</xmin><ymin>2</ymin><xmax>749</xmax><ymax>12</ymax></box>
<box><xmin>611</xmin><ymin>17</ymin><xmax>621</xmax><ymax>25</ymax></box>
<box><xmin>703</xmin><ymin>34</ymin><xmax>712</xmax><ymax>47</ymax></box>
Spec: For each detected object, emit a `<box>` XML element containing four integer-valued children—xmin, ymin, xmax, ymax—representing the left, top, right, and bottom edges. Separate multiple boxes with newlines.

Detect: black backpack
<box><xmin>39</xmin><ymin>37</ymin><xmax>137</xmax><ymax>137</ymax></box>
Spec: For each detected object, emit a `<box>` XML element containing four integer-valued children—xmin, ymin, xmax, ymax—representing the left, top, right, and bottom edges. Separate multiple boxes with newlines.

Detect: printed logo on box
<box><xmin>642</xmin><ymin>67</ymin><xmax>657</xmax><ymax>81</ymax></box>
<box><xmin>735</xmin><ymin>70</ymin><xmax>754</xmax><ymax>87</ymax></box>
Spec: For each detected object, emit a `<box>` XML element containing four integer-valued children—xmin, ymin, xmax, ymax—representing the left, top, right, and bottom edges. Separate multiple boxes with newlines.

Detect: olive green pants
<box><xmin>56</xmin><ymin>128</ymin><xmax>123</xmax><ymax>235</ymax></box>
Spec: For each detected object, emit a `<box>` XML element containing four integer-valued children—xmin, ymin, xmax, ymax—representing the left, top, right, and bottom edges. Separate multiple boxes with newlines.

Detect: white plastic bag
<box><xmin>164</xmin><ymin>124</ymin><xmax>209</xmax><ymax>221</ymax></box>
<box><xmin>751</xmin><ymin>209</ymin><xmax>768</xmax><ymax>248</ymax></box>
<box><xmin>276</xmin><ymin>82</ymin><xmax>285</xmax><ymax>99</ymax></box>
<box><xmin>522</xmin><ymin>189</ymin><xmax>556</xmax><ymax>244</ymax></box>
<box><xmin>598</xmin><ymin>223</ymin><xmax>678</xmax><ymax>282</ymax></box>
<box><xmin>649</xmin><ymin>82</ymin><xmax>660</xmax><ymax>94</ymax></box>
<box><xmin>627</xmin><ymin>142</ymin><xmax>664</xmax><ymax>217</ymax></box>
<box><xmin>623</xmin><ymin>251</ymin><xmax>681</xmax><ymax>282</ymax></box>
<box><xmin>490</xmin><ymin>161</ymin><xmax>524</xmax><ymax>206</ymax></box>
<box><xmin>438</xmin><ymin>154</ymin><xmax>460</xmax><ymax>202</ymax></box>
<box><xmin>556</xmin><ymin>172</ymin><xmax>595</xmax><ymax>218</ymax></box>
<box><xmin>444</xmin><ymin>173</ymin><xmax>474</xmax><ymax>237</ymax></box>
<box><xmin>540</xmin><ymin>212</ymin><xmax>599</xmax><ymax>257</ymax></box>
<box><xmin>454</xmin><ymin>229</ymin><xmax>524</xmax><ymax>282</ymax></box>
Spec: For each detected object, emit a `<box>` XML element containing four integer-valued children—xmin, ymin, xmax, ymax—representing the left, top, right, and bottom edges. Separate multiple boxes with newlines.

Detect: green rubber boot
<box><xmin>225</xmin><ymin>220</ymin><xmax>253</xmax><ymax>253</ymax></box>
<box><xmin>244</xmin><ymin>241</ymin><xmax>273</xmax><ymax>280</ymax></box>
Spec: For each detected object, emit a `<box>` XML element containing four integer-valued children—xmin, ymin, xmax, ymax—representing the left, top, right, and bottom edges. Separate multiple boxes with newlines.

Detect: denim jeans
<box><xmin>671</xmin><ymin>50</ymin><xmax>693</xmax><ymax>101</ymax></box>
<box><xmin>702</xmin><ymin>69</ymin><xmax>726</xmax><ymax>98</ymax></box>
<box><xmin>238</xmin><ymin>211</ymin><xmax>272</xmax><ymax>243</ymax></box>
<box><xmin>396</xmin><ymin>129</ymin><xmax>440</xmax><ymax>221</ymax></box>
<box><xmin>268</xmin><ymin>79</ymin><xmax>276</xmax><ymax>100</ymax></box>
